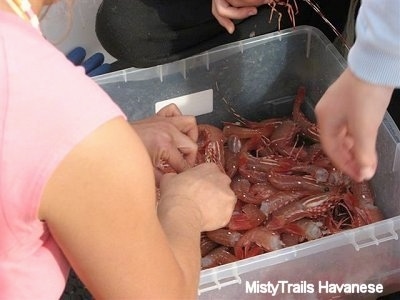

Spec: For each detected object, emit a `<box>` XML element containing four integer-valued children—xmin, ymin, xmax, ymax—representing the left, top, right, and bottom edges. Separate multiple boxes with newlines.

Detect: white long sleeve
<box><xmin>348</xmin><ymin>0</ymin><xmax>400</xmax><ymax>87</ymax></box>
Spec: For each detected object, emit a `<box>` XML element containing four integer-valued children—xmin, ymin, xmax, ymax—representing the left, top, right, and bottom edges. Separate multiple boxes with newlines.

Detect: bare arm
<box><xmin>39</xmin><ymin>117</ymin><xmax>235</xmax><ymax>299</ymax></box>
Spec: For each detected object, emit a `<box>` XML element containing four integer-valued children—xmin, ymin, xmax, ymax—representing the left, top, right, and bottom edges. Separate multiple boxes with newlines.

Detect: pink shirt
<box><xmin>0</xmin><ymin>12</ymin><xmax>125</xmax><ymax>298</ymax></box>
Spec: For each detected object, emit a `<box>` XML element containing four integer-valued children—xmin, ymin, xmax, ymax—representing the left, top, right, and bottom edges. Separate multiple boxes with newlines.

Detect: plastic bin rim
<box><xmin>93</xmin><ymin>25</ymin><xmax>339</xmax><ymax>83</ymax></box>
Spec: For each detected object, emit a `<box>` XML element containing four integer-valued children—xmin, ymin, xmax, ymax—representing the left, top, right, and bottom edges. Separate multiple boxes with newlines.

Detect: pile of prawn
<box><xmin>193</xmin><ymin>86</ymin><xmax>384</xmax><ymax>269</ymax></box>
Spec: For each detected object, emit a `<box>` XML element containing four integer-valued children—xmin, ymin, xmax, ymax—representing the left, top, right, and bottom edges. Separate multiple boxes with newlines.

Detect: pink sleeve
<box><xmin>1</xmin><ymin>14</ymin><xmax>125</xmax><ymax>298</ymax></box>
<box><xmin>3</xmin><ymin>27</ymin><xmax>126</xmax><ymax>230</ymax></box>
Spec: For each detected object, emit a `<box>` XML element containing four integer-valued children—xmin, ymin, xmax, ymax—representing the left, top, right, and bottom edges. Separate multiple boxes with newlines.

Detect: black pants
<box><xmin>95</xmin><ymin>0</ymin><xmax>351</xmax><ymax>69</ymax></box>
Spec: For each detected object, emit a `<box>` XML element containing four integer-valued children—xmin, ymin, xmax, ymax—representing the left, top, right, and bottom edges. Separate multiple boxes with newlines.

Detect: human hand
<box><xmin>158</xmin><ymin>163</ymin><xmax>236</xmax><ymax>232</ymax></box>
<box><xmin>212</xmin><ymin>0</ymin><xmax>267</xmax><ymax>34</ymax></box>
<box><xmin>315</xmin><ymin>68</ymin><xmax>394</xmax><ymax>182</ymax></box>
<box><xmin>130</xmin><ymin>104</ymin><xmax>198</xmax><ymax>183</ymax></box>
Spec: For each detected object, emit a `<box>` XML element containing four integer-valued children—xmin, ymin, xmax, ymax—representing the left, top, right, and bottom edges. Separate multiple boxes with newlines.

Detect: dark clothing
<box><xmin>95</xmin><ymin>0</ymin><xmax>351</xmax><ymax>69</ymax></box>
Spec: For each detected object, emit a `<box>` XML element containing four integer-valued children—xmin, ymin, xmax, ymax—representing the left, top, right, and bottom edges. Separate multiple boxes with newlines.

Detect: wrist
<box><xmin>343</xmin><ymin>69</ymin><xmax>394</xmax><ymax>107</ymax></box>
<box><xmin>347</xmin><ymin>68</ymin><xmax>395</xmax><ymax>96</ymax></box>
<box><xmin>158</xmin><ymin>198</ymin><xmax>203</xmax><ymax>233</ymax></box>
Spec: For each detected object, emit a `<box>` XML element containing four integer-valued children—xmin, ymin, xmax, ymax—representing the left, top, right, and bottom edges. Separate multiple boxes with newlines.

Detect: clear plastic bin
<box><xmin>94</xmin><ymin>26</ymin><xmax>400</xmax><ymax>299</ymax></box>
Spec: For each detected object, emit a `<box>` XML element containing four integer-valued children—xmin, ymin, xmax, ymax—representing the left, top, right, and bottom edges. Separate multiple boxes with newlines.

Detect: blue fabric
<box><xmin>66</xmin><ymin>47</ymin><xmax>111</xmax><ymax>77</ymax></box>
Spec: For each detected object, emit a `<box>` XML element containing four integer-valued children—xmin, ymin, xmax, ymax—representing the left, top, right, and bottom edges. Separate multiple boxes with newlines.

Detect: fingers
<box><xmin>214</xmin><ymin>16</ymin><xmax>236</xmax><ymax>34</ymax></box>
<box><xmin>212</xmin><ymin>0</ymin><xmax>258</xmax><ymax>34</ymax></box>
<box><xmin>169</xmin><ymin>134</ymin><xmax>198</xmax><ymax>169</ymax></box>
<box><xmin>131</xmin><ymin>113</ymin><xmax>198</xmax><ymax>172</ymax></box>
<box><xmin>315</xmin><ymin>68</ymin><xmax>393</xmax><ymax>182</ymax></box>
<box><xmin>228</xmin><ymin>0</ymin><xmax>269</xmax><ymax>7</ymax></box>
<box><xmin>316</xmin><ymin>116</ymin><xmax>360</xmax><ymax>181</ymax></box>
<box><xmin>323</xmin><ymin>124</ymin><xmax>377</xmax><ymax>183</ymax></box>
<box><xmin>159</xmin><ymin>143</ymin><xmax>196</xmax><ymax>173</ymax></box>
<box><xmin>167</xmin><ymin>115</ymin><xmax>198</xmax><ymax>143</ymax></box>
<box><xmin>212</xmin><ymin>0</ymin><xmax>236</xmax><ymax>34</ymax></box>
<box><xmin>178</xmin><ymin>145</ymin><xmax>198</xmax><ymax>168</ymax></box>
<box><xmin>148</xmin><ymin>122</ymin><xmax>197</xmax><ymax>171</ymax></box>
<box><xmin>215</xmin><ymin>3</ymin><xmax>257</xmax><ymax>21</ymax></box>
<box><xmin>156</xmin><ymin>104</ymin><xmax>198</xmax><ymax>143</ymax></box>
<box><xmin>315</xmin><ymin>89</ymin><xmax>367</xmax><ymax>181</ymax></box>
<box><xmin>347</xmin><ymin>114</ymin><xmax>379</xmax><ymax>182</ymax></box>
<box><xmin>163</xmin><ymin>116</ymin><xmax>198</xmax><ymax>167</ymax></box>
<box><xmin>156</xmin><ymin>103</ymin><xmax>183</xmax><ymax>117</ymax></box>
<box><xmin>172</xmin><ymin>136</ymin><xmax>198</xmax><ymax>170</ymax></box>
<box><xmin>155</xmin><ymin>106</ymin><xmax>199</xmax><ymax>167</ymax></box>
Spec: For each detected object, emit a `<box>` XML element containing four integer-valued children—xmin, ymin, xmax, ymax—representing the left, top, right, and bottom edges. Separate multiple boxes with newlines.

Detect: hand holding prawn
<box><xmin>130</xmin><ymin>104</ymin><xmax>198</xmax><ymax>183</ymax></box>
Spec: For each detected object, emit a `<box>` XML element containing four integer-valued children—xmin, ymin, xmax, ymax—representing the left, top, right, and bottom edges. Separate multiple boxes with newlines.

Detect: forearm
<box><xmin>348</xmin><ymin>0</ymin><xmax>400</xmax><ymax>87</ymax></box>
<box><xmin>157</xmin><ymin>202</ymin><xmax>203</xmax><ymax>298</ymax></box>
<box><xmin>154</xmin><ymin>162</ymin><xmax>235</xmax><ymax>297</ymax></box>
